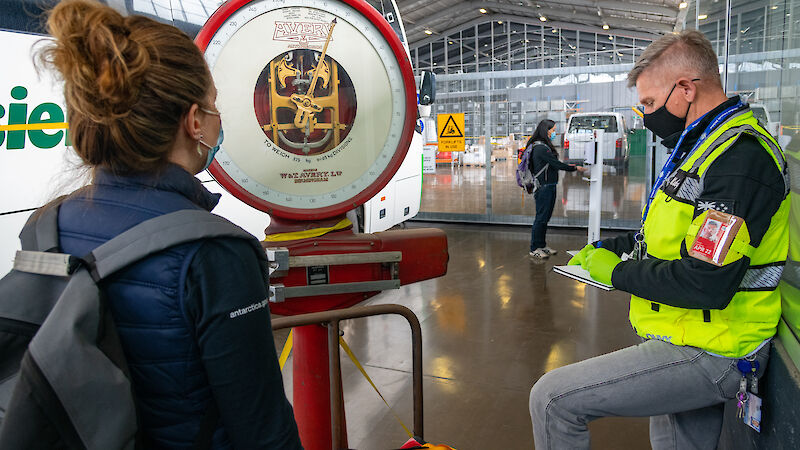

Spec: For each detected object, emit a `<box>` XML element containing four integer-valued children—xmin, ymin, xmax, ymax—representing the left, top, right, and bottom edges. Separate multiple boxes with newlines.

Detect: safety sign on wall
<box><xmin>437</xmin><ymin>113</ymin><xmax>465</xmax><ymax>152</ymax></box>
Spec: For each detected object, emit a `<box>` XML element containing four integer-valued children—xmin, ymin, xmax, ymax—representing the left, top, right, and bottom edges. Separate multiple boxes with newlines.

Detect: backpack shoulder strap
<box><xmin>84</xmin><ymin>209</ymin><xmax>257</xmax><ymax>282</ymax></box>
<box><xmin>19</xmin><ymin>196</ymin><xmax>67</xmax><ymax>252</ymax></box>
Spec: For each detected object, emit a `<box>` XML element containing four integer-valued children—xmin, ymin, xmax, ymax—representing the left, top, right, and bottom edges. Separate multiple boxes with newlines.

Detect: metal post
<box><xmin>491</xmin><ymin>21</ymin><xmax>495</xmax><ymax>71</ymax></box>
<box><xmin>735</xmin><ymin>11</ymin><xmax>741</xmax><ymax>90</ymax></box>
<box><xmin>763</xmin><ymin>5</ymin><xmax>768</xmax><ymax>52</ymax></box>
<box><xmin>541</xmin><ymin>24</ymin><xmax>545</xmax><ymax>69</ymax></box>
<box><xmin>723</xmin><ymin>0</ymin><xmax>732</xmax><ymax>93</ymax></box>
<box><xmin>558</xmin><ymin>27</ymin><xmax>562</xmax><ymax>67</ymax></box>
<box><xmin>484</xmin><ymin>77</ymin><xmax>492</xmax><ymax>215</ymax></box>
<box><xmin>524</xmin><ymin>23</ymin><xmax>528</xmax><ymax>70</ymax></box>
<box><xmin>459</xmin><ymin>30</ymin><xmax>464</xmax><ymax>74</ymax></box>
<box><xmin>696</xmin><ymin>0</ymin><xmax>700</xmax><ymax>30</ymax></box>
<box><xmin>444</xmin><ymin>36</ymin><xmax>448</xmax><ymax>74</ymax></box>
<box><xmin>475</xmin><ymin>24</ymin><xmax>479</xmax><ymax>72</ymax></box>
<box><xmin>507</xmin><ymin>21</ymin><xmax>511</xmax><ymax>70</ymax></box>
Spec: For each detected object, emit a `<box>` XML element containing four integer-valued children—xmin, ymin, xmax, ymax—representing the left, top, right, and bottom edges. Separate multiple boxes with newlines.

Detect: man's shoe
<box><xmin>529</xmin><ymin>248</ymin><xmax>550</xmax><ymax>258</ymax></box>
<box><xmin>543</xmin><ymin>247</ymin><xmax>558</xmax><ymax>255</ymax></box>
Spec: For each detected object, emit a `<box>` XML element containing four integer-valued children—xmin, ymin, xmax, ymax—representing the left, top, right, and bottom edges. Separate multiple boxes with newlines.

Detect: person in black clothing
<box><xmin>528</xmin><ymin>119</ymin><xmax>587</xmax><ymax>258</ymax></box>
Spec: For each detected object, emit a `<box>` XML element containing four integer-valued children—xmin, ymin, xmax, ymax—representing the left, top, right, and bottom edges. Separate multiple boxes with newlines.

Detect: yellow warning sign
<box><xmin>437</xmin><ymin>113</ymin><xmax>465</xmax><ymax>152</ymax></box>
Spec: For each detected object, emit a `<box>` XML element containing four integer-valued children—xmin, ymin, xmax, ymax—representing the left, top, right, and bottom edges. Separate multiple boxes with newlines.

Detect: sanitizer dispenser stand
<box><xmin>584</xmin><ymin>129</ymin><xmax>604</xmax><ymax>244</ymax></box>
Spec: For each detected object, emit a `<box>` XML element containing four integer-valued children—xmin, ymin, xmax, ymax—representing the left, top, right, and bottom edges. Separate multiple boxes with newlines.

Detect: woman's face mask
<box><xmin>198</xmin><ymin>107</ymin><xmax>223</xmax><ymax>171</ymax></box>
<box><xmin>199</xmin><ymin>126</ymin><xmax>224</xmax><ymax>171</ymax></box>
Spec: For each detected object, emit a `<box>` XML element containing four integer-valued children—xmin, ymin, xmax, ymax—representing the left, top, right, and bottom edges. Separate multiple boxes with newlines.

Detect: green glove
<box><xmin>568</xmin><ymin>244</ymin><xmax>596</xmax><ymax>266</ymax></box>
<box><xmin>583</xmin><ymin>248</ymin><xmax>622</xmax><ymax>286</ymax></box>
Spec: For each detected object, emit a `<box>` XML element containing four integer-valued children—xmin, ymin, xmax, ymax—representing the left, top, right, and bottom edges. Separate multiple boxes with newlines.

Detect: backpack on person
<box><xmin>0</xmin><ymin>201</ymin><xmax>265</xmax><ymax>449</ymax></box>
<box><xmin>516</xmin><ymin>141</ymin><xmax>549</xmax><ymax>194</ymax></box>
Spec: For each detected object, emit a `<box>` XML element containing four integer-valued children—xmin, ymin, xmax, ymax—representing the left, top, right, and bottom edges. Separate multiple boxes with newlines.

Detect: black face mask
<box><xmin>643</xmin><ymin>82</ymin><xmax>692</xmax><ymax>140</ymax></box>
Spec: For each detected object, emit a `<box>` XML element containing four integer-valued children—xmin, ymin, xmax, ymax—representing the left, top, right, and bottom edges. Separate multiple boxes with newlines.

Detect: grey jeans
<box><xmin>529</xmin><ymin>339</ymin><xmax>770</xmax><ymax>450</ymax></box>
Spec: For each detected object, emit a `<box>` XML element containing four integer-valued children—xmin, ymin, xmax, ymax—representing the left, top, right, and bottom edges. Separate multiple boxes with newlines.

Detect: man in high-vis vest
<box><xmin>529</xmin><ymin>30</ymin><xmax>789</xmax><ymax>449</ymax></box>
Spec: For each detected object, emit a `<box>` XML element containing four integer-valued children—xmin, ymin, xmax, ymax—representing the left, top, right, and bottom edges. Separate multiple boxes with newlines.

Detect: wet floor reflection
<box><xmin>276</xmin><ymin>224</ymin><xmax>650</xmax><ymax>448</ymax></box>
<box><xmin>423</xmin><ymin>157</ymin><xmax>649</xmax><ymax>228</ymax></box>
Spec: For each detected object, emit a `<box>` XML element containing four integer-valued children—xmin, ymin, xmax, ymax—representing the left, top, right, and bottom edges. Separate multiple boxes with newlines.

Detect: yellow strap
<box><xmin>263</xmin><ymin>218</ymin><xmax>353</xmax><ymax>242</ymax></box>
<box><xmin>279</xmin><ymin>329</ymin><xmax>293</xmax><ymax>371</ymax></box>
<box><xmin>729</xmin><ymin>238</ymin><xmax>755</xmax><ymax>258</ymax></box>
<box><xmin>339</xmin><ymin>336</ymin><xmax>414</xmax><ymax>438</ymax></box>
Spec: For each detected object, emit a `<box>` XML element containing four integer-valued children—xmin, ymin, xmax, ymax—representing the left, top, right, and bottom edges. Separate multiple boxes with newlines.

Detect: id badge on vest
<box><xmin>688</xmin><ymin>210</ymin><xmax>744</xmax><ymax>266</ymax></box>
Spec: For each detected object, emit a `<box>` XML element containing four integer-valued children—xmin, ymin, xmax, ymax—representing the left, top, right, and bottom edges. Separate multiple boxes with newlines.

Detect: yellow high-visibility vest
<box><xmin>630</xmin><ymin>109</ymin><xmax>790</xmax><ymax>358</ymax></box>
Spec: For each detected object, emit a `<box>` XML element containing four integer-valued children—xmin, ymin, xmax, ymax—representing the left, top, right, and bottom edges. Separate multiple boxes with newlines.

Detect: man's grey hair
<box><xmin>627</xmin><ymin>30</ymin><xmax>720</xmax><ymax>88</ymax></box>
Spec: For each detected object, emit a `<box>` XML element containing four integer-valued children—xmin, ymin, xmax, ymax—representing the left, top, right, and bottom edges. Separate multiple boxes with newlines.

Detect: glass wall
<box><xmin>415</xmin><ymin>4</ymin><xmax>800</xmax><ymax>230</ymax></box>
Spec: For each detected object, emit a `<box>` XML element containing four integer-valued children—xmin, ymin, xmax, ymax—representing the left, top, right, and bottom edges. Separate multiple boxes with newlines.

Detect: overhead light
<box><xmin>448</xmin><ymin>40</ymin><xmax>454</xmax><ymax>44</ymax></box>
<box><xmin>498</xmin><ymin>20</ymin><xmax>503</xmax><ymax>24</ymax></box>
<box><xmin>698</xmin><ymin>14</ymin><xmax>708</xmax><ymax>20</ymax></box>
<box><xmin>540</xmin><ymin>16</ymin><xmax>547</xmax><ymax>22</ymax></box>
<box><xmin>603</xmin><ymin>24</ymin><xmax>609</xmax><ymax>30</ymax></box>
<box><xmin>524</xmin><ymin>39</ymin><xmax>530</xmax><ymax>43</ymax></box>
<box><xmin>679</xmin><ymin>2</ymin><xmax>688</xmax><ymax>8</ymax></box>
<box><xmin>552</xmin><ymin>28</ymin><xmax>557</xmax><ymax>33</ymax></box>
<box><xmin>772</xmin><ymin>5</ymin><xmax>778</xmax><ymax>9</ymax></box>
<box><xmin>424</xmin><ymin>29</ymin><xmax>433</xmax><ymax>35</ymax></box>
<box><xmin>479</xmin><ymin>8</ymin><xmax>487</xmax><ymax>13</ymax></box>
<box><xmin>609</xmin><ymin>36</ymin><xmax>614</xmax><ymax>40</ymax></box>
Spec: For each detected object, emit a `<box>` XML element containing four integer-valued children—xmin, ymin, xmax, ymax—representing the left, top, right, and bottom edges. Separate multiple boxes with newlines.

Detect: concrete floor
<box><xmin>275</xmin><ymin>222</ymin><xmax>652</xmax><ymax>449</ymax></box>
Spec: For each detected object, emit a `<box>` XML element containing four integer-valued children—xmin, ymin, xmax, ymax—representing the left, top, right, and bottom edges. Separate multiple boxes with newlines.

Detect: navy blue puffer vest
<box><xmin>57</xmin><ymin>165</ymin><xmax>230</xmax><ymax>449</ymax></box>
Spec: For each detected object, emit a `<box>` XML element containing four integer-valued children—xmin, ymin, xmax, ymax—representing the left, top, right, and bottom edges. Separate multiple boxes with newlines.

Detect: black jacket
<box><xmin>528</xmin><ymin>142</ymin><xmax>577</xmax><ymax>185</ymax></box>
<box><xmin>601</xmin><ymin>97</ymin><xmax>786</xmax><ymax>311</ymax></box>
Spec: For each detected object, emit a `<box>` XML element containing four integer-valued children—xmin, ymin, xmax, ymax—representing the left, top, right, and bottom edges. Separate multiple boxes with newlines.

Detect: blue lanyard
<box><xmin>641</xmin><ymin>101</ymin><xmax>745</xmax><ymax>223</ymax></box>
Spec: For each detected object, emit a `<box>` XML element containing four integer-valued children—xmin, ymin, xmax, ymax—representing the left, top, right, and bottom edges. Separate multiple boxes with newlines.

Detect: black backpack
<box><xmin>0</xmin><ymin>203</ymin><xmax>264</xmax><ymax>449</ymax></box>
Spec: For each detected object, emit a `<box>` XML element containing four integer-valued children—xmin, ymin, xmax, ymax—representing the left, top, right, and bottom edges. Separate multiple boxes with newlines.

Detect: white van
<box><xmin>563</xmin><ymin>112</ymin><xmax>628</xmax><ymax>170</ymax></box>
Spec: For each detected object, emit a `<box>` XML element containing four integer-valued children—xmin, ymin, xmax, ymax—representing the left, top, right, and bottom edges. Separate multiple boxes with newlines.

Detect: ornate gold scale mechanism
<box><xmin>266</xmin><ymin>19</ymin><xmax>349</xmax><ymax>155</ymax></box>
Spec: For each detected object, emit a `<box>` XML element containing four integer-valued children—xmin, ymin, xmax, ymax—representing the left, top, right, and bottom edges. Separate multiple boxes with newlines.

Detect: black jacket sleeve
<box><xmin>531</xmin><ymin>144</ymin><xmax>575</xmax><ymax>172</ymax></box>
<box><xmin>597</xmin><ymin>231</ymin><xmax>637</xmax><ymax>257</ymax></box>
<box><xmin>611</xmin><ymin>134</ymin><xmax>786</xmax><ymax>310</ymax></box>
<box><xmin>184</xmin><ymin>238</ymin><xmax>302</xmax><ymax>450</ymax></box>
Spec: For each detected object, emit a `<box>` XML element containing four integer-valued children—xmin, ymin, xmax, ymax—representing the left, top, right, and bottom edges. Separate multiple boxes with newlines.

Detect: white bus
<box><xmin>0</xmin><ymin>0</ymin><xmax>430</xmax><ymax>274</ymax></box>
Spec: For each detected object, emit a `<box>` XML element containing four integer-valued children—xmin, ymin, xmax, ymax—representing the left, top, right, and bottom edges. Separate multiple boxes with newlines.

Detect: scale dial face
<box><xmin>196</xmin><ymin>0</ymin><xmax>416</xmax><ymax>220</ymax></box>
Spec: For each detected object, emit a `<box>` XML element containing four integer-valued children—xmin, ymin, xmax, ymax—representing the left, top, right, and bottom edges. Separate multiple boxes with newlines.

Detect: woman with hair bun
<box><xmin>36</xmin><ymin>0</ymin><xmax>302</xmax><ymax>447</ymax></box>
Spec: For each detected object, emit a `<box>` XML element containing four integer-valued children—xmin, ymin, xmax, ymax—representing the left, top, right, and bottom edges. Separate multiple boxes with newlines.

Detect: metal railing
<box><xmin>271</xmin><ymin>304</ymin><xmax>424</xmax><ymax>449</ymax></box>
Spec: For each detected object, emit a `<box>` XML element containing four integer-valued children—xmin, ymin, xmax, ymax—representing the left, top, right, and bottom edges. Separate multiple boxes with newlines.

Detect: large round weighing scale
<box><xmin>196</xmin><ymin>0</ymin><xmax>416</xmax><ymax>221</ymax></box>
<box><xmin>196</xmin><ymin>2</ymin><xmax>448</xmax><ymax>448</ymax></box>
